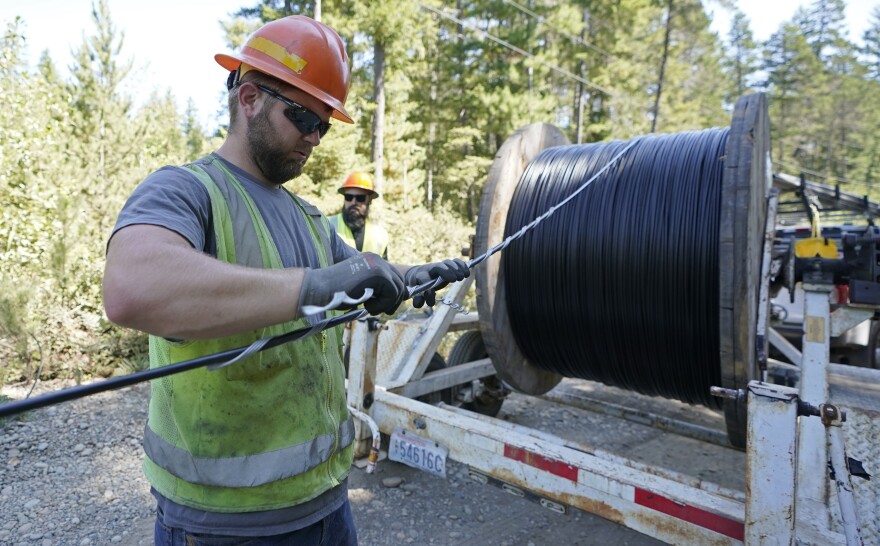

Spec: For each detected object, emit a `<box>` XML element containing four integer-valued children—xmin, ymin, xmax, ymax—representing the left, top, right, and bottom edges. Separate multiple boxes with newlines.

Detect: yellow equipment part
<box><xmin>794</xmin><ymin>237</ymin><xmax>839</xmax><ymax>259</ymax></box>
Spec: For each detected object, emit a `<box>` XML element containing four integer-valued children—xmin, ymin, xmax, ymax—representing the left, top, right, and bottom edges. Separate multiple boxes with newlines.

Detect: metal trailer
<box><xmin>341</xmin><ymin>99</ymin><xmax>880</xmax><ymax>543</ymax></box>
<box><xmin>343</xmin><ymin>269</ymin><xmax>878</xmax><ymax>545</ymax></box>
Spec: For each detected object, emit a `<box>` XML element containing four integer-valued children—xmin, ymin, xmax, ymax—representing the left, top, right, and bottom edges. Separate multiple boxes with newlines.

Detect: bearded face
<box><xmin>246</xmin><ymin>105</ymin><xmax>306</xmax><ymax>185</ymax></box>
<box><xmin>342</xmin><ymin>205</ymin><xmax>367</xmax><ymax>232</ymax></box>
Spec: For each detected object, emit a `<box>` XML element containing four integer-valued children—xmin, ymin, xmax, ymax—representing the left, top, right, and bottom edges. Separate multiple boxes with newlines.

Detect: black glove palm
<box><xmin>301</xmin><ymin>253</ymin><xmax>406</xmax><ymax>316</ymax></box>
<box><xmin>404</xmin><ymin>259</ymin><xmax>470</xmax><ymax>308</ymax></box>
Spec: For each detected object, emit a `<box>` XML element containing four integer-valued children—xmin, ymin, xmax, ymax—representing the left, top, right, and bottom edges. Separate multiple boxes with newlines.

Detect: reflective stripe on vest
<box><xmin>143</xmin><ymin>417</ymin><xmax>354</xmax><ymax>487</ymax></box>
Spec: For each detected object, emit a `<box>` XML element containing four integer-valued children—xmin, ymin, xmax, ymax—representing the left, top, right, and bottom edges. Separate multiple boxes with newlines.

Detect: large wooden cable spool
<box><xmin>473</xmin><ymin>95</ymin><xmax>770</xmax><ymax>447</ymax></box>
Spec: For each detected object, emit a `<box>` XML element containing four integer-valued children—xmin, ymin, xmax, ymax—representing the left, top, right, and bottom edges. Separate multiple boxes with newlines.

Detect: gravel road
<box><xmin>0</xmin><ymin>378</ymin><xmax>744</xmax><ymax>545</ymax></box>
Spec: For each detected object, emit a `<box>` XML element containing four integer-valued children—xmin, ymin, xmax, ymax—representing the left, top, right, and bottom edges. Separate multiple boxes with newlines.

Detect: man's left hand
<box><xmin>404</xmin><ymin>259</ymin><xmax>470</xmax><ymax>308</ymax></box>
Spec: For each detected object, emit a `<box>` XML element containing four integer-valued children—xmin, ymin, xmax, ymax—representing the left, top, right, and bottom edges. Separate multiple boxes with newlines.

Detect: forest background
<box><xmin>2</xmin><ymin>0</ymin><xmax>880</xmax><ymax>385</ymax></box>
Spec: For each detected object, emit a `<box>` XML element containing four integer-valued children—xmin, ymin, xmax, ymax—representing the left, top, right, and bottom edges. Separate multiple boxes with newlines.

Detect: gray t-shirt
<box><xmin>113</xmin><ymin>154</ymin><xmax>357</xmax><ymax>535</ymax></box>
<box><xmin>112</xmin><ymin>155</ymin><xmax>357</xmax><ymax>268</ymax></box>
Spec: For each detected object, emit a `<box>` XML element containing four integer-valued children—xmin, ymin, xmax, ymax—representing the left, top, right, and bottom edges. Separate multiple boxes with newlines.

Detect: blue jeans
<box><xmin>153</xmin><ymin>499</ymin><xmax>358</xmax><ymax>546</ymax></box>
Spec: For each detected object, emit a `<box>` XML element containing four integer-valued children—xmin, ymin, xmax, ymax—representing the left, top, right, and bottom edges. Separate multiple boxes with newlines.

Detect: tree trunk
<box><xmin>372</xmin><ymin>40</ymin><xmax>386</xmax><ymax>194</ymax></box>
<box><xmin>574</xmin><ymin>9</ymin><xmax>587</xmax><ymax>144</ymax></box>
<box><xmin>652</xmin><ymin>0</ymin><xmax>673</xmax><ymax>133</ymax></box>
<box><xmin>427</xmin><ymin>44</ymin><xmax>437</xmax><ymax>211</ymax></box>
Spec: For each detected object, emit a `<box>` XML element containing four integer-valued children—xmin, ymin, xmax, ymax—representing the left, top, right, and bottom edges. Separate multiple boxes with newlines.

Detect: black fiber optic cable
<box><xmin>503</xmin><ymin>129</ymin><xmax>729</xmax><ymax>408</ymax></box>
<box><xmin>0</xmin><ymin>309</ymin><xmax>368</xmax><ymax>418</ymax></box>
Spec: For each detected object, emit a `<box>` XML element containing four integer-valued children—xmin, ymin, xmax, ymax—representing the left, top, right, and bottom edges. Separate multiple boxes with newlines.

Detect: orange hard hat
<box><xmin>215</xmin><ymin>16</ymin><xmax>354</xmax><ymax>123</ymax></box>
<box><xmin>338</xmin><ymin>171</ymin><xmax>378</xmax><ymax>198</ymax></box>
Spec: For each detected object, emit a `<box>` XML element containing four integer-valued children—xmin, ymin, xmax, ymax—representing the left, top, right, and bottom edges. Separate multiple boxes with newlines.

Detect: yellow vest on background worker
<box><xmin>330</xmin><ymin>215</ymin><xmax>389</xmax><ymax>257</ymax></box>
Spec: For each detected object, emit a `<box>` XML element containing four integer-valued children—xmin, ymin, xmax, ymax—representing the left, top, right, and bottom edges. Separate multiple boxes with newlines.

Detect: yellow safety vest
<box><xmin>143</xmin><ymin>155</ymin><xmax>353</xmax><ymax>512</ymax></box>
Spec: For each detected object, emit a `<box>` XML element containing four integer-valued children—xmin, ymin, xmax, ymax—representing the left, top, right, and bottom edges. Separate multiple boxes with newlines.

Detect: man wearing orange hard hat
<box><xmin>329</xmin><ymin>171</ymin><xmax>389</xmax><ymax>259</ymax></box>
<box><xmin>102</xmin><ymin>15</ymin><xmax>469</xmax><ymax>545</ymax></box>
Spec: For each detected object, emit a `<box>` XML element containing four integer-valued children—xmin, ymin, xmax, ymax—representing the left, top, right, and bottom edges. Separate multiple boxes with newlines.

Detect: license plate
<box><xmin>389</xmin><ymin>428</ymin><xmax>448</xmax><ymax>478</ymax></box>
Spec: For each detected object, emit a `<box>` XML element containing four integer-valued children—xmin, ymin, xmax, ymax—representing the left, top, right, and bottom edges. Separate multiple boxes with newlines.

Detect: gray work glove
<box><xmin>300</xmin><ymin>253</ymin><xmax>406</xmax><ymax>316</ymax></box>
<box><xmin>404</xmin><ymin>259</ymin><xmax>470</xmax><ymax>308</ymax></box>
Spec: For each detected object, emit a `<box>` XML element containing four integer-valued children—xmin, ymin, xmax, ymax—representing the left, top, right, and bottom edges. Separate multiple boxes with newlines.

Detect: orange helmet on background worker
<box><xmin>215</xmin><ymin>15</ymin><xmax>354</xmax><ymax>123</ymax></box>
<box><xmin>338</xmin><ymin>171</ymin><xmax>379</xmax><ymax>199</ymax></box>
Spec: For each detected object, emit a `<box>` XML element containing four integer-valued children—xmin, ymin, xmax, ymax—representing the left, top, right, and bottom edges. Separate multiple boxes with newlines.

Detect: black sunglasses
<box><xmin>253</xmin><ymin>83</ymin><xmax>331</xmax><ymax>137</ymax></box>
<box><xmin>344</xmin><ymin>194</ymin><xmax>367</xmax><ymax>203</ymax></box>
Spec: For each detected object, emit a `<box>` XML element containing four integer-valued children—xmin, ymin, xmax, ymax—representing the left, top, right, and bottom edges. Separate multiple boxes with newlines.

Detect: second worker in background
<box><xmin>329</xmin><ymin>171</ymin><xmax>389</xmax><ymax>259</ymax></box>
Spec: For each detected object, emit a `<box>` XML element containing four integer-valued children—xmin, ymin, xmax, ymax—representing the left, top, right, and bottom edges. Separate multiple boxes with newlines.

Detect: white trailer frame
<box><xmin>345</xmin><ymin>275</ymin><xmax>869</xmax><ymax>545</ymax></box>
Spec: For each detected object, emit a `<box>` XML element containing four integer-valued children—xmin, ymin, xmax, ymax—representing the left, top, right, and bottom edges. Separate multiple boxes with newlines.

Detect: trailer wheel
<box><xmin>868</xmin><ymin>320</ymin><xmax>880</xmax><ymax>369</ymax></box>
<box><xmin>448</xmin><ymin>331</ymin><xmax>507</xmax><ymax>417</ymax></box>
<box><xmin>417</xmin><ymin>353</ymin><xmax>457</xmax><ymax>405</ymax></box>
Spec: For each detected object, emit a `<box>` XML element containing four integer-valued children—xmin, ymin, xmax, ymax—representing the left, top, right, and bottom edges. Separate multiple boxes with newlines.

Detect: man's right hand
<box><xmin>300</xmin><ymin>253</ymin><xmax>406</xmax><ymax>316</ymax></box>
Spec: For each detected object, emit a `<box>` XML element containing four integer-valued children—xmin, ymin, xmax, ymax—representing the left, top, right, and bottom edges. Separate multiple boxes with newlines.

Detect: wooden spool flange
<box><xmin>475</xmin><ymin>122</ymin><xmax>570</xmax><ymax>395</ymax></box>
<box><xmin>719</xmin><ymin>93</ymin><xmax>771</xmax><ymax>448</ymax></box>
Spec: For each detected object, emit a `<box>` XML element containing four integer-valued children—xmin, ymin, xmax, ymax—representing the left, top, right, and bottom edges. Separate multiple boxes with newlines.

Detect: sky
<box><xmin>1</xmin><ymin>1</ymin><xmax>877</xmax><ymax>132</ymax></box>
<box><xmin>707</xmin><ymin>0</ymin><xmax>875</xmax><ymax>44</ymax></box>
<box><xmin>1</xmin><ymin>0</ymin><xmax>250</xmax><ymax>131</ymax></box>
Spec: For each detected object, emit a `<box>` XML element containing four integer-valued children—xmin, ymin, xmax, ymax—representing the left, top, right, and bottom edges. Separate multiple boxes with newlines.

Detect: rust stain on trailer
<box><xmin>363</xmin><ymin>370</ymin><xmax>375</xmax><ymax>399</ymax></box>
<box><xmin>558</xmin><ymin>492</ymin><xmax>628</xmax><ymax>526</ymax></box>
<box><xmin>489</xmin><ymin>467</ymin><xmax>626</xmax><ymax>526</ymax></box>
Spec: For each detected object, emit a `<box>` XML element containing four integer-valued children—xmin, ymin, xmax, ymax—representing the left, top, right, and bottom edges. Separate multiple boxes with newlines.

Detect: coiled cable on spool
<box><xmin>502</xmin><ymin>128</ymin><xmax>729</xmax><ymax>408</ymax></box>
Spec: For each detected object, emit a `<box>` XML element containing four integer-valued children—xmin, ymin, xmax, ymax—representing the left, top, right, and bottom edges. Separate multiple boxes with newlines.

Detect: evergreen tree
<box><xmin>762</xmin><ymin>22</ymin><xmax>826</xmax><ymax>170</ymax></box>
<box><xmin>183</xmin><ymin>99</ymin><xmax>210</xmax><ymax>159</ymax></box>
<box><xmin>341</xmin><ymin>0</ymin><xmax>427</xmax><ymax>196</ymax></box>
<box><xmin>800</xmin><ymin>0</ymin><xmax>847</xmax><ymax>62</ymax></box>
<box><xmin>563</xmin><ymin>0</ymin><xmax>618</xmax><ymax>143</ymax></box>
<box><xmin>603</xmin><ymin>0</ymin><xmax>662</xmax><ymax>136</ymax></box>
<box><xmin>764</xmin><ymin>1</ymin><xmax>874</xmax><ymax>188</ymax></box>
<box><xmin>860</xmin><ymin>8</ymin><xmax>880</xmax><ymax>190</ymax></box>
<box><xmin>66</xmin><ymin>0</ymin><xmax>134</xmax><ymax>173</ymax></box>
<box><xmin>864</xmin><ymin>6</ymin><xmax>880</xmax><ymax>80</ymax></box>
<box><xmin>723</xmin><ymin>9</ymin><xmax>759</xmax><ymax>104</ymax></box>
